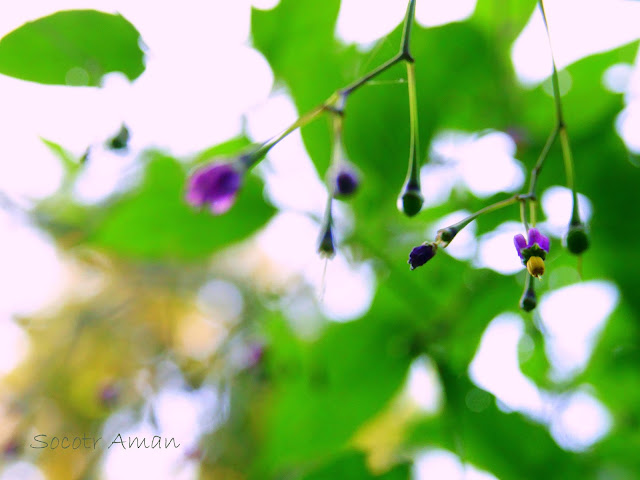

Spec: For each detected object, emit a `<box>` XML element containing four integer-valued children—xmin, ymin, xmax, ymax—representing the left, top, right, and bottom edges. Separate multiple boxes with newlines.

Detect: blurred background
<box><xmin>1</xmin><ymin>0</ymin><xmax>640</xmax><ymax>479</ymax></box>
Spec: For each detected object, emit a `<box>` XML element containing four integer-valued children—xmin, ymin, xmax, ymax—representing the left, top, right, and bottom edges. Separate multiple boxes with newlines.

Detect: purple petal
<box><xmin>210</xmin><ymin>194</ymin><xmax>237</xmax><ymax>215</ymax></box>
<box><xmin>513</xmin><ymin>234</ymin><xmax>527</xmax><ymax>258</ymax></box>
<box><xmin>528</xmin><ymin>228</ymin><xmax>550</xmax><ymax>252</ymax></box>
<box><xmin>186</xmin><ymin>162</ymin><xmax>242</xmax><ymax>213</ymax></box>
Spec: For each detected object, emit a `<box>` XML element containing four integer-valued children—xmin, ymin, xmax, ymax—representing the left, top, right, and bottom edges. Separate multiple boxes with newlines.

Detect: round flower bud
<box><xmin>107</xmin><ymin>124</ymin><xmax>130</xmax><ymax>151</ymax></box>
<box><xmin>400</xmin><ymin>187</ymin><xmax>424</xmax><ymax>217</ymax></box>
<box><xmin>565</xmin><ymin>223</ymin><xmax>589</xmax><ymax>255</ymax></box>
<box><xmin>519</xmin><ymin>287</ymin><xmax>537</xmax><ymax>312</ymax></box>
<box><xmin>317</xmin><ymin>225</ymin><xmax>336</xmax><ymax>258</ymax></box>
<box><xmin>331</xmin><ymin>164</ymin><xmax>359</xmax><ymax>198</ymax></box>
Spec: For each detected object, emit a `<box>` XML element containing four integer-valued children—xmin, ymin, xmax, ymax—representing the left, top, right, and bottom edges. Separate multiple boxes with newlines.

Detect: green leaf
<box><xmin>256</xmin><ymin>308</ymin><xmax>416</xmax><ymax>476</ymax></box>
<box><xmin>0</xmin><ymin>10</ymin><xmax>145</xmax><ymax>85</ymax></box>
<box><xmin>88</xmin><ymin>153</ymin><xmax>275</xmax><ymax>260</ymax></box>
<box><xmin>40</xmin><ymin>137</ymin><xmax>81</xmax><ymax>174</ymax></box>
<box><xmin>300</xmin><ymin>452</ymin><xmax>410</xmax><ymax>480</ymax></box>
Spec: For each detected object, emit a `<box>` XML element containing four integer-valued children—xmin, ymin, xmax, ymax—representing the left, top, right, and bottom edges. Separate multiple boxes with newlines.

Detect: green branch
<box><xmin>253</xmin><ymin>0</ymin><xmax>418</xmax><ymax>161</ymax></box>
<box><xmin>539</xmin><ymin>0</ymin><xmax>581</xmax><ymax>225</ymax></box>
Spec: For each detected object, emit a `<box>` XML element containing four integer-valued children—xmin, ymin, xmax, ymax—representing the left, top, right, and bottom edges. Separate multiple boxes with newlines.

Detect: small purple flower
<box><xmin>514</xmin><ymin>228</ymin><xmax>550</xmax><ymax>278</ymax></box>
<box><xmin>408</xmin><ymin>242</ymin><xmax>437</xmax><ymax>270</ymax></box>
<box><xmin>513</xmin><ymin>228</ymin><xmax>550</xmax><ymax>259</ymax></box>
<box><xmin>186</xmin><ymin>162</ymin><xmax>243</xmax><ymax>215</ymax></box>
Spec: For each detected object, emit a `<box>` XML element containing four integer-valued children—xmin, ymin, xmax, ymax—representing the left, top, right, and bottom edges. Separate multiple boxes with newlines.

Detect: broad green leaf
<box><xmin>0</xmin><ymin>10</ymin><xmax>145</xmax><ymax>85</ymax></box>
<box><xmin>88</xmin><ymin>153</ymin><xmax>275</xmax><ymax>260</ymax></box>
<box><xmin>256</xmin><ymin>309</ymin><xmax>415</xmax><ymax>476</ymax></box>
<box><xmin>301</xmin><ymin>452</ymin><xmax>410</xmax><ymax>480</ymax></box>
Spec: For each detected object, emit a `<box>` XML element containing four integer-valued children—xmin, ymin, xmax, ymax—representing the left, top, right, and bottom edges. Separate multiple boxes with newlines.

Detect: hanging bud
<box><xmin>399</xmin><ymin>181</ymin><xmax>424</xmax><ymax>217</ymax></box>
<box><xmin>317</xmin><ymin>223</ymin><xmax>336</xmax><ymax>258</ymax></box>
<box><xmin>331</xmin><ymin>163</ymin><xmax>360</xmax><ymax>198</ymax></box>
<box><xmin>519</xmin><ymin>276</ymin><xmax>537</xmax><ymax>312</ymax></box>
<box><xmin>186</xmin><ymin>158</ymin><xmax>246</xmax><ymax>215</ymax></box>
<box><xmin>107</xmin><ymin>124</ymin><xmax>130</xmax><ymax>151</ymax></box>
<box><xmin>408</xmin><ymin>242</ymin><xmax>437</xmax><ymax>270</ymax></box>
<box><xmin>565</xmin><ymin>222</ymin><xmax>589</xmax><ymax>255</ymax></box>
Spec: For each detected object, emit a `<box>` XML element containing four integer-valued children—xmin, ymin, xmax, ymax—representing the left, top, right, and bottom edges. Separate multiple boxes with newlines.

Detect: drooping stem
<box><xmin>441</xmin><ymin>194</ymin><xmax>534</xmax><ymax>238</ymax></box>
<box><xmin>539</xmin><ymin>0</ymin><xmax>581</xmax><ymax>225</ymax></box>
<box><xmin>253</xmin><ymin>105</ymin><xmax>326</xmax><ymax>161</ymax></box>
<box><xmin>404</xmin><ymin>61</ymin><xmax>421</xmax><ymax>187</ymax></box>
<box><xmin>526</xmin><ymin>126</ymin><xmax>559</xmax><ymax>226</ymax></box>
<box><xmin>538</xmin><ymin>0</ymin><xmax>564</xmax><ymax>128</ymax></box>
<box><xmin>251</xmin><ymin>0</ymin><xmax>418</xmax><ymax>161</ymax></box>
<box><xmin>560</xmin><ymin>127</ymin><xmax>580</xmax><ymax>223</ymax></box>
<box><xmin>520</xmin><ymin>199</ymin><xmax>530</xmax><ymax>233</ymax></box>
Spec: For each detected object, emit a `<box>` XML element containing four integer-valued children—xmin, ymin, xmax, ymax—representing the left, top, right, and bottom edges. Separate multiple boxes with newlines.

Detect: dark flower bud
<box><xmin>317</xmin><ymin>224</ymin><xmax>336</xmax><ymax>258</ymax></box>
<box><xmin>400</xmin><ymin>183</ymin><xmax>424</xmax><ymax>217</ymax></box>
<box><xmin>329</xmin><ymin>162</ymin><xmax>359</xmax><ymax>198</ymax></box>
<box><xmin>565</xmin><ymin>223</ymin><xmax>589</xmax><ymax>255</ymax></box>
<box><xmin>408</xmin><ymin>242</ymin><xmax>437</xmax><ymax>270</ymax></box>
<box><xmin>335</xmin><ymin>169</ymin><xmax>359</xmax><ymax>197</ymax></box>
<box><xmin>107</xmin><ymin>124</ymin><xmax>130</xmax><ymax>151</ymax></box>
<box><xmin>519</xmin><ymin>281</ymin><xmax>537</xmax><ymax>312</ymax></box>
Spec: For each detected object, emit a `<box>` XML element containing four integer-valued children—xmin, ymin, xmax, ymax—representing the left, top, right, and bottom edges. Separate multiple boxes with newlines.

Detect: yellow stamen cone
<box><xmin>526</xmin><ymin>256</ymin><xmax>545</xmax><ymax>278</ymax></box>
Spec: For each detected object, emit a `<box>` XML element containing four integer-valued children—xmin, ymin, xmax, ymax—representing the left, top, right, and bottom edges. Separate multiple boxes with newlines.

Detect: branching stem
<box><xmin>252</xmin><ymin>0</ymin><xmax>418</xmax><ymax>162</ymax></box>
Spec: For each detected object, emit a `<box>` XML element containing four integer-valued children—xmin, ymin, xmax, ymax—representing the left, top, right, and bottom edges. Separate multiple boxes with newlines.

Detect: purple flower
<box><xmin>513</xmin><ymin>228</ymin><xmax>550</xmax><ymax>259</ymax></box>
<box><xmin>408</xmin><ymin>243</ymin><xmax>437</xmax><ymax>270</ymax></box>
<box><xmin>186</xmin><ymin>162</ymin><xmax>243</xmax><ymax>215</ymax></box>
<box><xmin>514</xmin><ymin>228</ymin><xmax>550</xmax><ymax>278</ymax></box>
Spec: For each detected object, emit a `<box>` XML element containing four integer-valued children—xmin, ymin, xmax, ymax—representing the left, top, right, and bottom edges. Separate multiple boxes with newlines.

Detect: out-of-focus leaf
<box><xmin>254</xmin><ymin>307</ymin><xmax>417</xmax><ymax>477</ymax></box>
<box><xmin>40</xmin><ymin>137</ymin><xmax>80</xmax><ymax>174</ymax></box>
<box><xmin>88</xmin><ymin>153</ymin><xmax>275</xmax><ymax>260</ymax></box>
<box><xmin>0</xmin><ymin>10</ymin><xmax>145</xmax><ymax>85</ymax></box>
<box><xmin>300</xmin><ymin>452</ymin><xmax>410</xmax><ymax>480</ymax></box>
<box><xmin>408</xmin><ymin>364</ymin><xmax>589</xmax><ymax>480</ymax></box>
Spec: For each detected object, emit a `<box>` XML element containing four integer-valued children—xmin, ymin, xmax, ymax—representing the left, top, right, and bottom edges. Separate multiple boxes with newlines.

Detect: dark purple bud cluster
<box><xmin>408</xmin><ymin>242</ymin><xmax>437</xmax><ymax>270</ymax></box>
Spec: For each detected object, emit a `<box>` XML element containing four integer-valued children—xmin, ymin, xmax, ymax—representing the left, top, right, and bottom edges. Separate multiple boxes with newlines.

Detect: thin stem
<box><xmin>340</xmin><ymin>54</ymin><xmax>404</xmax><ymax>97</ymax></box>
<box><xmin>527</xmin><ymin>126</ymin><xmax>559</xmax><ymax>198</ymax></box>
<box><xmin>538</xmin><ymin>0</ymin><xmax>564</xmax><ymax>127</ymax></box>
<box><xmin>250</xmin><ymin>0</ymin><xmax>418</xmax><ymax>161</ymax></box>
<box><xmin>406</xmin><ymin>61</ymin><xmax>420</xmax><ymax>184</ymax></box>
<box><xmin>520</xmin><ymin>199</ymin><xmax>530</xmax><ymax>233</ymax></box>
<box><xmin>444</xmin><ymin>194</ymin><xmax>534</xmax><ymax>234</ymax></box>
<box><xmin>526</xmin><ymin>126</ymin><xmax>559</xmax><ymax>226</ymax></box>
<box><xmin>539</xmin><ymin>0</ymin><xmax>581</xmax><ymax>225</ymax></box>
<box><xmin>253</xmin><ymin>105</ymin><xmax>326</xmax><ymax>161</ymax></box>
<box><xmin>400</xmin><ymin>0</ymin><xmax>417</xmax><ymax>61</ymax></box>
<box><xmin>560</xmin><ymin>126</ymin><xmax>580</xmax><ymax>222</ymax></box>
